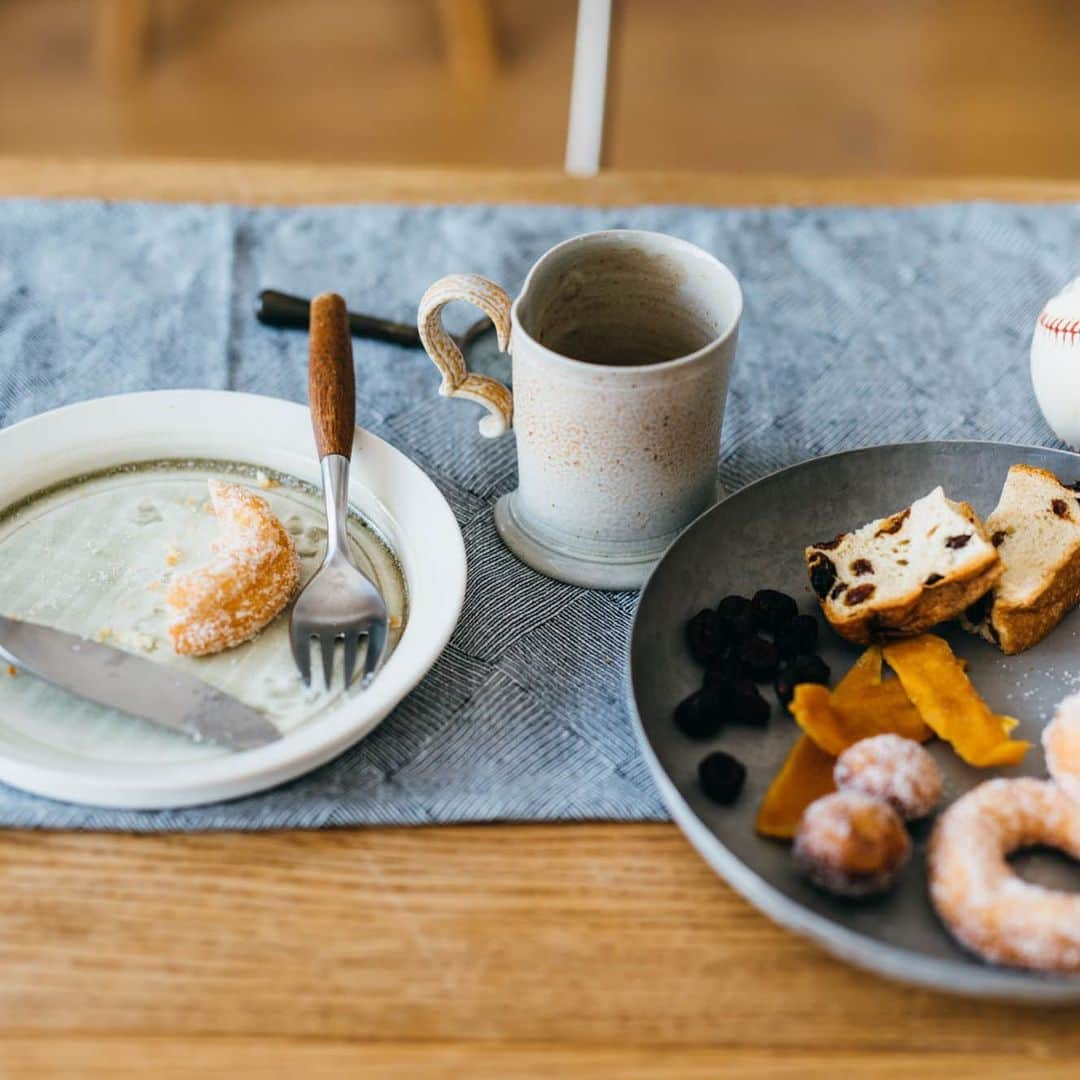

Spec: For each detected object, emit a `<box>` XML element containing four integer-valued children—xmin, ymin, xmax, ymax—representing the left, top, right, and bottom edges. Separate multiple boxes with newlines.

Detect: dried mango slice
<box><xmin>755</xmin><ymin>734</ymin><xmax>836</xmax><ymax>839</ymax></box>
<box><xmin>832</xmin><ymin>643</ymin><xmax>885</xmax><ymax>695</ymax></box>
<box><xmin>790</xmin><ymin>684</ymin><xmax>852</xmax><ymax>756</ymax></box>
<box><xmin>882</xmin><ymin>635</ymin><xmax>1029</xmax><ymax>767</ymax></box>
<box><xmin>790</xmin><ymin>679</ymin><xmax>932</xmax><ymax>756</ymax></box>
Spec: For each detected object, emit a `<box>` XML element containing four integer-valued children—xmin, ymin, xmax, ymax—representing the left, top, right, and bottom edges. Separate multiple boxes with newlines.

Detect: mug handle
<box><xmin>417</xmin><ymin>273</ymin><xmax>514</xmax><ymax>437</ymax></box>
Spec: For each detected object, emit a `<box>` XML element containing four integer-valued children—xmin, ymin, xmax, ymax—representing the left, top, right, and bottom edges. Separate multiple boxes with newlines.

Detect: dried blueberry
<box><xmin>717</xmin><ymin>594</ymin><xmax>756</xmax><ymax>640</ymax></box>
<box><xmin>698</xmin><ymin>751</ymin><xmax>747</xmax><ymax>805</ymax></box>
<box><xmin>736</xmin><ymin>636</ymin><xmax>780</xmax><ymax>682</ymax></box>
<box><xmin>704</xmin><ymin>653</ymin><xmax>743</xmax><ymax>686</ymax></box>
<box><xmin>674</xmin><ymin>688</ymin><xmax>726</xmax><ymax>739</ymax></box>
<box><xmin>685</xmin><ymin>608</ymin><xmax>727</xmax><ymax>664</ymax></box>
<box><xmin>731</xmin><ymin>679</ymin><xmax>770</xmax><ymax>727</ymax></box>
<box><xmin>775</xmin><ymin>653</ymin><xmax>831</xmax><ymax>707</ymax></box>
<box><xmin>774</xmin><ymin>614</ymin><xmax>820</xmax><ymax>657</ymax></box>
<box><xmin>751</xmin><ymin>588</ymin><xmax>798</xmax><ymax>633</ymax></box>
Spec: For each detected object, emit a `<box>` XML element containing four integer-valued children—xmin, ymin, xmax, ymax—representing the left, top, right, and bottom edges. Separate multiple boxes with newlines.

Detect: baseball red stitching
<box><xmin>1039</xmin><ymin>311</ymin><xmax>1080</xmax><ymax>342</ymax></box>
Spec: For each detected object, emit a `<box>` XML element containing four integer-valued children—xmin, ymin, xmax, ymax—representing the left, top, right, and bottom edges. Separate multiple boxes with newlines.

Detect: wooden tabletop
<box><xmin>2</xmin><ymin>158</ymin><xmax>1079</xmax><ymax>1079</ymax></box>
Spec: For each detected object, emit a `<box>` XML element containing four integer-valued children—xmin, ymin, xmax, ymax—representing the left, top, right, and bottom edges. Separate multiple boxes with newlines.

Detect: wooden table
<box><xmin>2</xmin><ymin>159</ymin><xmax>1078</xmax><ymax>1078</ymax></box>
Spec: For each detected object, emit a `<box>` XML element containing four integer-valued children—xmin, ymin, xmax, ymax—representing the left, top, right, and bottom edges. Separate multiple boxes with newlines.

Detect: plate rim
<box><xmin>628</xmin><ymin>439</ymin><xmax>1080</xmax><ymax>1001</ymax></box>
<box><xmin>0</xmin><ymin>389</ymin><xmax>467</xmax><ymax>809</ymax></box>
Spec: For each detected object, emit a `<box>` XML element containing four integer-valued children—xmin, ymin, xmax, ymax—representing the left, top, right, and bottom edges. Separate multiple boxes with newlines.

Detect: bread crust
<box><xmin>967</xmin><ymin>464</ymin><xmax>1080</xmax><ymax>655</ymax></box>
<box><xmin>806</xmin><ymin>499</ymin><xmax>1002</xmax><ymax>645</ymax></box>
<box><xmin>813</xmin><ymin>556</ymin><xmax>1002</xmax><ymax>645</ymax></box>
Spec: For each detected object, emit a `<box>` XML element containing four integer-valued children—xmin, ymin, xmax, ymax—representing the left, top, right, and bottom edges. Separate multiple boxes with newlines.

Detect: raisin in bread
<box><xmin>805</xmin><ymin>487</ymin><xmax>1001</xmax><ymax>645</ymax></box>
<box><xmin>961</xmin><ymin>464</ymin><xmax>1080</xmax><ymax>654</ymax></box>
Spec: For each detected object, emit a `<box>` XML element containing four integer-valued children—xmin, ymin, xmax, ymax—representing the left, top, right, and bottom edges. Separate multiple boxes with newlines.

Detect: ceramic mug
<box><xmin>417</xmin><ymin>229</ymin><xmax>742</xmax><ymax>589</ymax></box>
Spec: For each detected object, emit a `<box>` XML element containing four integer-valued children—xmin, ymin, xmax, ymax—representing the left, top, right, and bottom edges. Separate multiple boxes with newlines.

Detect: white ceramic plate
<box><xmin>0</xmin><ymin>390</ymin><xmax>466</xmax><ymax>809</ymax></box>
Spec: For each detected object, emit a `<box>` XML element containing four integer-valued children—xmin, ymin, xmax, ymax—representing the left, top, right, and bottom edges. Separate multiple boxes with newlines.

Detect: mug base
<box><xmin>494</xmin><ymin>490</ymin><xmax>677</xmax><ymax>590</ymax></box>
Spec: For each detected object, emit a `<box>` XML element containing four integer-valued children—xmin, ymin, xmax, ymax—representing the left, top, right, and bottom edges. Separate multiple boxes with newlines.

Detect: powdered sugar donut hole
<box><xmin>793</xmin><ymin>790</ymin><xmax>912</xmax><ymax>898</ymax></box>
<box><xmin>1044</xmin><ymin>692</ymin><xmax>1080</xmax><ymax>806</ymax></box>
<box><xmin>834</xmin><ymin>734</ymin><xmax>943</xmax><ymax>820</ymax></box>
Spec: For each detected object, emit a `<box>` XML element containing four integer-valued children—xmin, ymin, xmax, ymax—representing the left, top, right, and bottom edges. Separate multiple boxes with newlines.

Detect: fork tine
<box><xmin>290</xmin><ymin>621</ymin><xmax>312</xmax><ymax>686</ymax></box>
<box><xmin>319</xmin><ymin>633</ymin><xmax>337</xmax><ymax>690</ymax></box>
<box><xmin>342</xmin><ymin>632</ymin><xmax>360</xmax><ymax>689</ymax></box>
<box><xmin>361</xmin><ymin>623</ymin><xmax>387</xmax><ymax>688</ymax></box>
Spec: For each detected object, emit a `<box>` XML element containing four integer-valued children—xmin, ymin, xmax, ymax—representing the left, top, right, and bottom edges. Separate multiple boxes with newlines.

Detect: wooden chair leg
<box><xmin>96</xmin><ymin>0</ymin><xmax>152</xmax><ymax>91</ymax></box>
<box><xmin>435</xmin><ymin>0</ymin><xmax>498</xmax><ymax>93</ymax></box>
<box><xmin>565</xmin><ymin>0</ymin><xmax>613</xmax><ymax>176</ymax></box>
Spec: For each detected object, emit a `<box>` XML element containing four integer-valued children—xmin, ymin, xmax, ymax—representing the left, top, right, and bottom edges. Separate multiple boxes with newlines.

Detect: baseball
<box><xmin>1031</xmin><ymin>277</ymin><xmax>1080</xmax><ymax>448</ymax></box>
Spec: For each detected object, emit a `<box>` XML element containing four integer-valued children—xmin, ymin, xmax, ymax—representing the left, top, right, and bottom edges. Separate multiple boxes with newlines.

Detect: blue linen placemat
<box><xmin>0</xmin><ymin>197</ymin><xmax>1077</xmax><ymax>829</ymax></box>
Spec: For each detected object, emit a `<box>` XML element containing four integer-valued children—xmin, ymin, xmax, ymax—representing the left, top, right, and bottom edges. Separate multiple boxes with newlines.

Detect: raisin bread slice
<box><xmin>961</xmin><ymin>464</ymin><xmax>1080</xmax><ymax>654</ymax></box>
<box><xmin>805</xmin><ymin>487</ymin><xmax>1002</xmax><ymax>645</ymax></box>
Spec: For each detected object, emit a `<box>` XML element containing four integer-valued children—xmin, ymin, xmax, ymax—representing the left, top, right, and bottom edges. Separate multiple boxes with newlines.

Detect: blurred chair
<box><xmin>95</xmin><ymin>0</ymin><xmax>612</xmax><ymax>174</ymax></box>
<box><xmin>565</xmin><ymin>0</ymin><xmax>612</xmax><ymax>177</ymax></box>
<box><xmin>96</xmin><ymin>0</ymin><xmax>499</xmax><ymax>92</ymax></box>
<box><xmin>96</xmin><ymin>0</ymin><xmax>151</xmax><ymax>91</ymax></box>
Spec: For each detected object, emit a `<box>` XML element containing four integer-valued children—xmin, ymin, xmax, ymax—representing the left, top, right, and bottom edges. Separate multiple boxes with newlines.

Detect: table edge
<box><xmin>1</xmin><ymin>156</ymin><xmax>1079</xmax><ymax>206</ymax></box>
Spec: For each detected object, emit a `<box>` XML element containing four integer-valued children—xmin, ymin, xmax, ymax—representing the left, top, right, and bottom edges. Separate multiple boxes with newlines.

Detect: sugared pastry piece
<box><xmin>929</xmin><ymin>778</ymin><xmax>1080</xmax><ymax>974</ymax></box>
<box><xmin>961</xmin><ymin>464</ymin><xmax>1080</xmax><ymax>655</ymax></box>
<box><xmin>1044</xmin><ymin>692</ymin><xmax>1080</xmax><ymax>806</ymax></box>
<box><xmin>805</xmin><ymin>487</ymin><xmax>1001</xmax><ymax>645</ymax></box>
<box><xmin>167</xmin><ymin>480</ymin><xmax>300</xmax><ymax>656</ymax></box>
<box><xmin>793</xmin><ymin>790</ymin><xmax>911</xmax><ymax>898</ymax></box>
<box><xmin>834</xmin><ymin>734</ymin><xmax>942</xmax><ymax>821</ymax></box>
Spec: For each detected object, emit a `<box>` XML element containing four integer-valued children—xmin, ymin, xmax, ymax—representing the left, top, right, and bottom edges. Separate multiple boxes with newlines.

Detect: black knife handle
<box><xmin>256</xmin><ymin>289</ymin><xmax>423</xmax><ymax>348</ymax></box>
<box><xmin>256</xmin><ymin>289</ymin><xmax>494</xmax><ymax>351</ymax></box>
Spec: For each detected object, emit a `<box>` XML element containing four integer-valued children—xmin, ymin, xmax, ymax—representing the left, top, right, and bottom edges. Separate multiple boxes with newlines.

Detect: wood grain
<box><xmin>1</xmin><ymin>1039</ymin><xmax>1075</xmax><ymax>1079</ymax></box>
<box><xmin>2</xmin><ymin>161</ymin><xmax>1079</xmax><ymax>1076</ymax></box>
<box><xmin>2</xmin><ymin>825</ymin><xmax>1078</xmax><ymax>1057</ymax></box>
<box><xmin>5</xmin><ymin>1</ymin><xmax>1080</xmax><ymax>177</ymax></box>
<box><xmin>3</xmin><ymin>157</ymin><xmax>1080</xmax><ymax>208</ymax></box>
<box><xmin>307</xmin><ymin>292</ymin><xmax>356</xmax><ymax>460</ymax></box>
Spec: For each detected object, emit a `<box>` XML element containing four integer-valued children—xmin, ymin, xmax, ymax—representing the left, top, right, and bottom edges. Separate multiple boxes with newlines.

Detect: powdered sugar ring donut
<box><xmin>929</xmin><ymin>778</ymin><xmax>1080</xmax><ymax>974</ymax></box>
<box><xmin>834</xmin><ymin>734</ymin><xmax>943</xmax><ymax>820</ymax></box>
<box><xmin>793</xmin><ymin>790</ymin><xmax>911</xmax><ymax>898</ymax></box>
<box><xmin>167</xmin><ymin>480</ymin><xmax>299</xmax><ymax>656</ymax></box>
<box><xmin>1044</xmin><ymin>692</ymin><xmax>1080</xmax><ymax>806</ymax></box>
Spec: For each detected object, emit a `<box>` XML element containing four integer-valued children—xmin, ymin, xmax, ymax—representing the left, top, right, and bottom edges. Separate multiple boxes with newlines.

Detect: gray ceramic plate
<box><xmin>629</xmin><ymin>441</ymin><xmax>1080</xmax><ymax>1000</ymax></box>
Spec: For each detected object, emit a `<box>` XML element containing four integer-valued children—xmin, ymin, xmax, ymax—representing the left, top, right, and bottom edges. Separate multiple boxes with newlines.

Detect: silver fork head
<box><xmin>289</xmin><ymin>548</ymin><xmax>389</xmax><ymax>690</ymax></box>
<box><xmin>289</xmin><ymin>455</ymin><xmax>389</xmax><ymax>691</ymax></box>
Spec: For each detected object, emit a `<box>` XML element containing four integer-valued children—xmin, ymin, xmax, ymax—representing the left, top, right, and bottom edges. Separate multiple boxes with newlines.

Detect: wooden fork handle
<box><xmin>308</xmin><ymin>292</ymin><xmax>356</xmax><ymax>460</ymax></box>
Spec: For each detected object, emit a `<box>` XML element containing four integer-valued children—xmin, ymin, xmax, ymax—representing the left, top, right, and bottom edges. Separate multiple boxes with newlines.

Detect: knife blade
<box><xmin>0</xmin><ymin>615</ymin><xmax>281</xmax><ymax>751</ymax></box>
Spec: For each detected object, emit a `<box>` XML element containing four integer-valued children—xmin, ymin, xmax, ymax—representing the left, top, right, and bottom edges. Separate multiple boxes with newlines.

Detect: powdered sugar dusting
<box><xmin>834</xmin><ymin>734</ymin><xmax>942</xmax><ymax>820</ymax></box>
<box><xmin>166</xmin><ymin>480</ymin><xmax>300</xmax><ymax>656</ymax></box>
<box><xmin>793</xmin><ymin>789</ymin><xmax>911</xmax><ymax>898</ymax></box>
<box><xmin>929</xmin><ymin>778</ymin><xmax>1080</xmax><ymax>973</ymax></box>
<box><xmin>1044</xmin><ymin>692</ymin><xmax>1080</xmax><ymax>807</ymax></box>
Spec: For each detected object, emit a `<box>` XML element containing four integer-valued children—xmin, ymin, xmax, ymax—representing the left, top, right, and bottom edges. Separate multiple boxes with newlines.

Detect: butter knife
<box><xmin>0</xmin><ymin>615</ymin><xmax>281</xmax><ymax>751</ymax></box>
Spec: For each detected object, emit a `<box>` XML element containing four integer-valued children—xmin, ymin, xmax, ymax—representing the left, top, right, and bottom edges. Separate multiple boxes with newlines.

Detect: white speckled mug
<box><xmin>418</xmin><ymin>230</ymin><xmax>742</xmax><ymax>589</ymax></box>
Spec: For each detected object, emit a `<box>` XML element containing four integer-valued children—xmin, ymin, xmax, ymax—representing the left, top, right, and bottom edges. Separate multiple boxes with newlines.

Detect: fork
<box><xmin>289</xmin><ymin>292</ymin><xmax>389</xmax><ymax>690</ymax></box>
